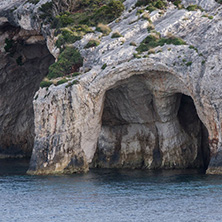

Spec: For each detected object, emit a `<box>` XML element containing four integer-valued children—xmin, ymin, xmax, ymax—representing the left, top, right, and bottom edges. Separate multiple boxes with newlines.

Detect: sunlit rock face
<box><xmin>0</xmin><ymin>0</ymin><xmax>222</xmax><ymax>174</ymax></box>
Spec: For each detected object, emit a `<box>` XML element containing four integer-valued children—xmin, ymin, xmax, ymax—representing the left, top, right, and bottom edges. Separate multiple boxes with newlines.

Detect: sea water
<box><xmin>1</xmin><ymin>159</ymin><xmax>222</xmax><ymax>222</ymax></box>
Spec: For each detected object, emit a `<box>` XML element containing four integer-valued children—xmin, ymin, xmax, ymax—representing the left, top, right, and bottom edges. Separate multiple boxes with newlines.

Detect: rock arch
<box><xmin>91</xmin><ymin>72</ymin><xmax>210</xmax><ymax>170</ymax></box>
<box><xmin>29</xmin><ymin>60</ymin><xmax>221</xmax><ymax>174</ymax></box>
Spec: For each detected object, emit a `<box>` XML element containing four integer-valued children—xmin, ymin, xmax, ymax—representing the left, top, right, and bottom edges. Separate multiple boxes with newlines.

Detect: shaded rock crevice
<box><xmin>0</xmin><ymin>24</ymin><xmax>54</xmax><ymax>158</ymax></box>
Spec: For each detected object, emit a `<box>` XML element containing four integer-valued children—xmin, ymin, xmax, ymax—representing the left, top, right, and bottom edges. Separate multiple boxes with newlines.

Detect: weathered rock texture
<box><xmin>0</xmin><ymin>0</ymin><xmax>222</xmax><ymax>174</ymax></box>
<box><xmin>92</xmin><ymin>75</ymin><xmax>209</xmax><ymax>170</ymax></box>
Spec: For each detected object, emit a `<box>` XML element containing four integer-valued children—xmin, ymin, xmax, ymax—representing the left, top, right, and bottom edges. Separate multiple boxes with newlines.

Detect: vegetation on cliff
<box><xmin>43</xmin><ymin>0</ymin><xmax>217</xmax><ymax>80</ymax></box>
<box><xmin>40</xmin><ymin>0</ymin><xmax>125</xmax><ymax>28</ymax></box>
<box><xmin>52</xmin><ymin>0</ymin><xmax>124</xmax><ymax>47</ymax></box>
<box><xmin>47</xmin><ymin>47</ymin><xmax>83</xmax><ymax>79</ymax></box>
<box><xmin>96</xmin><ymin>23</ymin><xmax>111</xmax><ymax>36</ymax></box>
<box><xmin>55</xmin><ymin>23</ymin><xmax>94</xmax><ymax>48</ymax></box>
<box><xmin>136</xmin><ymin>32</ymin><xmax>186</xmax><ymax>53</ymax></box>
<box><xmin>84</xmin><ymin>39</ymin><xmax>101</xmax><ymax>48</ymax></box>
<box><xmin>135</xmin><ymin>0</ymin><xmax>167</xmax><ymax>9</ymax></box>
<box><xmin>42</xmin><ymin>0</ymin><xmax>125</xmax><ymax>79</ymax></box>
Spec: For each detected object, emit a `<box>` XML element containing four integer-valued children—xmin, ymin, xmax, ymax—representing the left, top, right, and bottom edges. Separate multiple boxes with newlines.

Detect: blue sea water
<box><xmin>1</xmin><ymin>159</ymin><xmax>222</xmax><ymax>222</ymax></box>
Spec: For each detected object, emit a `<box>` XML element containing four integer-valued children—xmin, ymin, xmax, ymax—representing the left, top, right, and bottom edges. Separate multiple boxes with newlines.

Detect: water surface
<box><xmin>1</xmin><ymin>159</ymin><xmax>222</xmax><ymax>222</ymax></box>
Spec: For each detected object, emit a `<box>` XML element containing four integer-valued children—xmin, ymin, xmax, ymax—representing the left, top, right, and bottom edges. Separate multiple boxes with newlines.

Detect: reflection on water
<box><xmin>0</xmin><ymin>158</ymin><xmax>30</xmax><ymax>175</ymax></box>
<box><xmin>1</xmin><ymin>160</ymin><xmax>222</xmax><ymax>222</ymax></box>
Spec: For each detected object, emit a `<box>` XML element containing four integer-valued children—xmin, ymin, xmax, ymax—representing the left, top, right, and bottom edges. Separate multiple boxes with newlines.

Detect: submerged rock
<box><xmin>0</xmin><ymin>0</ymin><xmax>222</xmax><ymax>174</ymax></box>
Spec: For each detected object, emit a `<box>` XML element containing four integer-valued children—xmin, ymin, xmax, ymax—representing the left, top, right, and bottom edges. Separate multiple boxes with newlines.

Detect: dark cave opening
<box><xmin>0</xmin><ymin>25</ymin><xmax>55</xmax><ymax>159</ymax></box>
<box><xmin>92</xmin><ymin>76</ymin><xmax>210</xmax><ymax>171</ymax></box>
<box><xmin>177</xmin><ymin>94</ymin><xmax>210</xmax><ymax>171</ymax></box>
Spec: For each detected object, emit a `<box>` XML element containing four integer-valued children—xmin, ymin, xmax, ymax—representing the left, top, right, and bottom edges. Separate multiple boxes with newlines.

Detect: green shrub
<box><xmin>146</xmin><ymin>5</ymin><xmax>157</xmax><ymax>12</ymax></box>
<box><xmin>80</xmin><ymin>0</ymin><xmax>124</xmax><ymax>26</ymax></box>
<box><xmin>47</xmin><ymin>0</ymin><xmax>124</xmax><ymax>32</ymax></box>
<box><xmin>72</xmin><ymin>72</ymin><xmax>81</xmax><ymax>77</ymax></box>
<box><xmin>136</xmin><ymin>34</ymin><xmax>158</xmax><ymax>52</ymax></box>
<box><xmin>96</xmin><ymin>23</ymin><xmax>111</xmax><ymax>35</ymax></box>
<box><xmin>47</xmin><ymin>47</ymin><xmax>83</xmax><ymax>79</ymax></box>
<box><xmin>65</xmin><ymin>80</ymin><xmax>79</xmax><ymax>88</ymax></box>
<box><xmin>170</xmin><ymin>0</ymin><xmax>182</xmax><ymax>7</ymax></box>
<box><xmin>84</xmin><ymin>39</ymin><xmax>100</xmax><ymax>48</ymax></box>
<box><xmin>201</xmin><ymin>14</ymin><xmax>208</xmax><ymax>18</ymax></box>
<box><xmin>130</xmin><ymin>42</ymin><xmax>137</xmax><ymax>46</ymax></box>
<box><xmin>39</xmin><ymin>2</ymin><xmax>54</xmax><ymax>22</ymax></box>
<box><xmin>111</xmin><ymin>31</ymin><xmax>123</xmax><ymax>38</ymax></box>
<box><xmin>136</xmin><ymin>34</ymin><xmax>186</xmax><ymax>53</ymax></box>
<box><xmin>56</xmin><ymin>78</ymin><xmax>68</xmax><ymax>85</ymax></box>
<box><xmin>26</xmin><ymin>0</ymin><xmax>40</xmax><ymax>4</ymax></box>
<box><xmin>70</xmin><ymin>24</ymin><xmax>93</xmax><ymax>34</ymax></box>
<box><xmin>55</xmin><ymin>25</ymin><xmax>93</xmax><ymax>48</ymax></box>
<box><xmin>186</xmin><ymin>4</ymin><xmax>203</xmax><ymax>11</ymax></box>
<box><xmin>135</xmin><ymin>0</ymin><xmax>184</xmax><ymax>10</ymax></box>
<box><xmin>16</xmin><ymin>56</ymin><xmax>23</xmax><ymax>66</ymax></box>
<box><xmin>136</xmin><ymin>0</ymin><xmax>167</xmax><ymax>10</ymax></box>
<box><xmin>135</xmin><ymin>0</ymin><xmax>149</xmax><ymax>7</ymax></box>
<box><xmin>55</xmin><ymin>29</ymin><xmax>81</xmax><ymax>48</ymax></box>
<box><xmin>154</xmin><ymin>0</ymin><xmax>167</xmax><ymax>9</ymax></box>
<box><xmin>4</xmin><ymin>38</ymin><xmax>14</xmax><ymax>52</ymax></box>
<box><xmin>41</xmin><ymin>0</ymin><xmax>124</xmax><ymax>28</ymax></box>
<box><xmin>52</xmin><ymin>12</ymin><xmax>74</xmax><ymax>28</ymax></box>
<box><xmin>72</xmin><ymin>80</ymin><xmax>79</xmax><ymax>85</ymax></box>
<box><xmin>189</xmin><ymin>45</ymin><xmax>198</xmax><ymax>52</ymax></box>
<box><xmin>107</xmin><ymin>1</ymin><xmax>125</xmax><ymax>18</ymax></box>
<box><xmin>101</xmin><ymin>63</ymin><xmax>107</xmax><ymax>70</ymax></box>
<box><xmin>40</xmin><ymin>80</ymin><xmax>53</xmax><ymax>88</ymax></box>
<box><xmin>137</xmin><ymin>9</ymin><xmax>145</xmax><ymax>14</ymax></box>
<box><xmin>186</xmin><ymin>61</ymin><xmax>192</xmax><ymax>66</ymax></box>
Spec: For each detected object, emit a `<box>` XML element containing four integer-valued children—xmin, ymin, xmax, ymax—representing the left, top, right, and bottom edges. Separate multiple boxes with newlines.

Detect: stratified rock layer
<box><xmin>0</xmin><ymin>0</ymin><xmax>222</xmax><ymax>174</ymax></box>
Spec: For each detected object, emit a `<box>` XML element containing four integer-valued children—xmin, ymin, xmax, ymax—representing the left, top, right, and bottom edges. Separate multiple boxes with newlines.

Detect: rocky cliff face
<box><xmin>0</xmin><ymin>0</ymin><xmax>222</xmax><ymax>174</ymax></box>
<box><xmin>0</xmin><ymin>23</ymin><xmax>54</xmax><ymax>158</ymax></box>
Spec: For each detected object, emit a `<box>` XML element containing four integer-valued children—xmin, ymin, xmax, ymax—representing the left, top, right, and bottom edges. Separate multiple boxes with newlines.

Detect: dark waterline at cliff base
<box><xmin>1</xmin><ymin>160</ymin><xmax>222</xmax><ymax>221</ymax></box>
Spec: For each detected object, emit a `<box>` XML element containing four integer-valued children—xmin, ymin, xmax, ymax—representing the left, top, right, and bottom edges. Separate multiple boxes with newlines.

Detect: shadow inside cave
<box><xmin>92</xmin><ymin>74</ymin><xmax>210</xmax><ymax>172</ymax></box>
<box><xmin>0</xmin><ymin>24</ymin><xmax>54</xmax><ymax>160</ymax></box>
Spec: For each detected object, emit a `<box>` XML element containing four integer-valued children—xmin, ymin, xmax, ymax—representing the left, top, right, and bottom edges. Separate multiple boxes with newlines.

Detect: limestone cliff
<box><xmin>0</xmin><ymin>0</ymin><xmax>222</xmax><ymax>174</ymax></box>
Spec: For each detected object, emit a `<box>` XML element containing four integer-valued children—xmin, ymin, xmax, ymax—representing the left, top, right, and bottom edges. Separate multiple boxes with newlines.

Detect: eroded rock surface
<box><xmin>92</xmin><ymin>75</ymin><xmax>209</xmax><ymax>170</ymax></box>
<box><xmin>0</xmin><ymin>0</ymin><xmax>222</xmax><ymax>174</ymax></box>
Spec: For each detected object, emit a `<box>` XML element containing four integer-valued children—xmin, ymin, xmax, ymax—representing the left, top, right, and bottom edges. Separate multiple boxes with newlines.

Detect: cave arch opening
<box><xmin>92</xmin><ymin>74</ymin><xmax>210</xmax><ymax>172</ymax></box>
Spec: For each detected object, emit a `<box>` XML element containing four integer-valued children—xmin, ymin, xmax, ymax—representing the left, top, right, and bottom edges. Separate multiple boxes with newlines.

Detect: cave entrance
<box><xmin>0</xmin><ymin>24</ymin><xmax>55</xmax><ymax>160</ymax></box>
<box><xmin>92</xmin><ymin>75</ymin><xmax>210</xmax><ymax>171</ymax></box>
